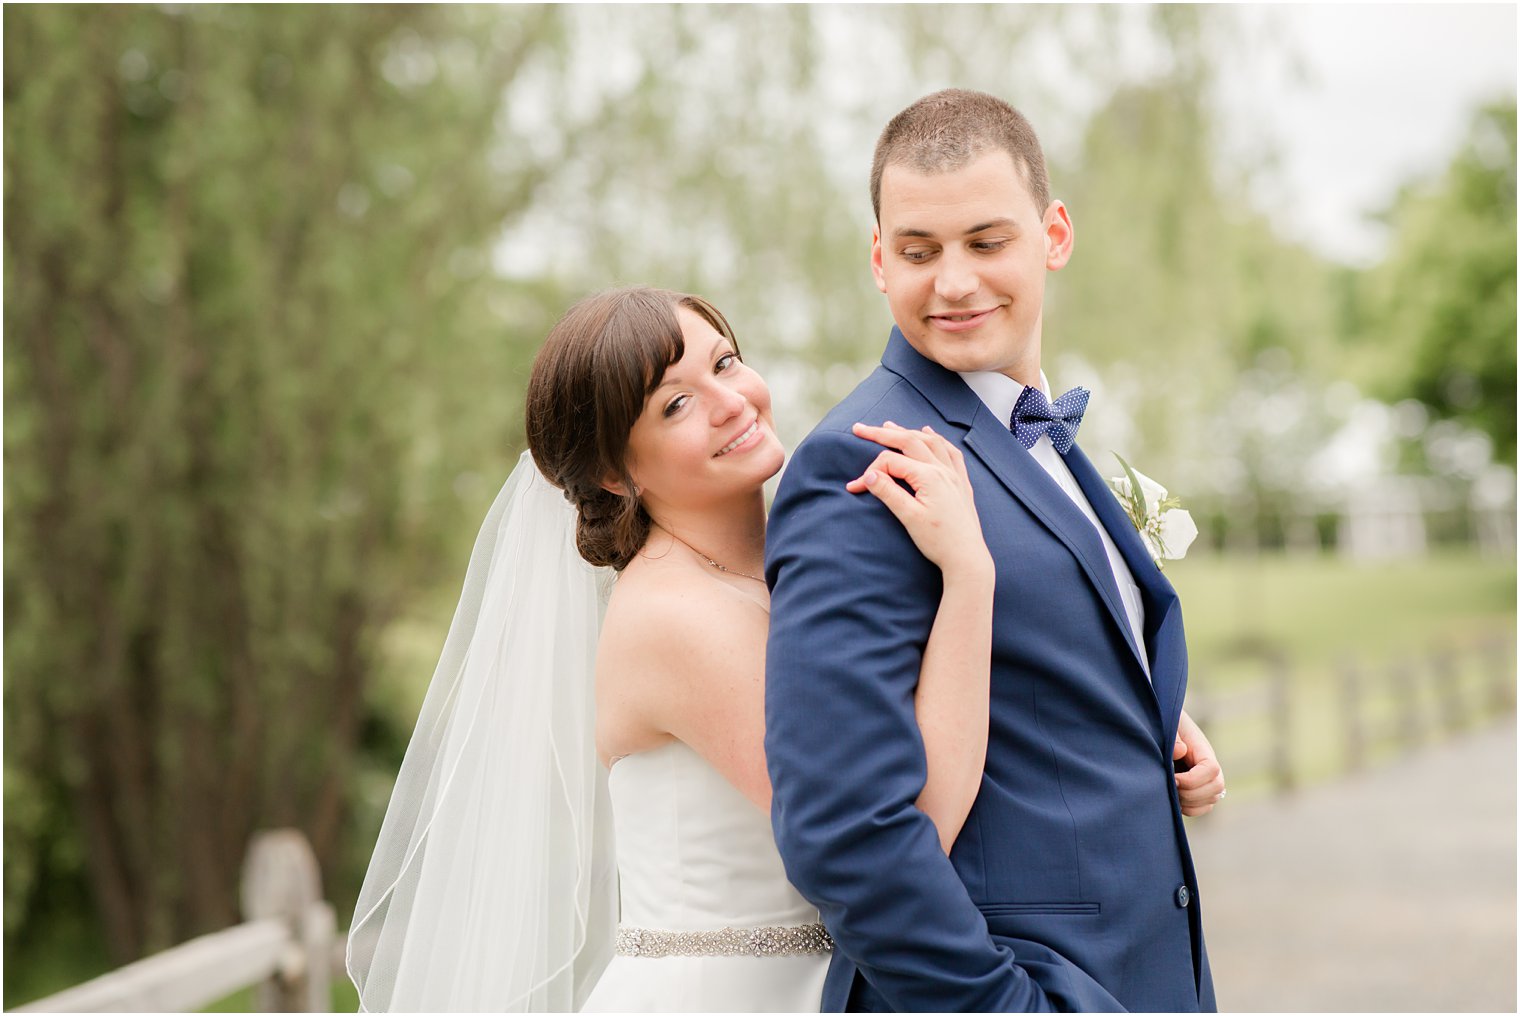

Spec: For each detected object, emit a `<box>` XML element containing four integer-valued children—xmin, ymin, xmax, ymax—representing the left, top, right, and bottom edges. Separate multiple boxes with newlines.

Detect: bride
<box><xmin>347</xmin><ymin>286</ymin><xmax>999</xmax><ymax>1012</ymax></box>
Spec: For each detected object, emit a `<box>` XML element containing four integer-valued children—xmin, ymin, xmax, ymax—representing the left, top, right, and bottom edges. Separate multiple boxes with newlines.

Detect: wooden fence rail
<box><xmin>1191</xmin><ymin>630</ymin><xmax>1515</xmax><ymax>798</ymax></box>
<box><xmin>17</xmin><ymin>830</ymin><xmax>340</xmax><ymax>1013</ymax></box>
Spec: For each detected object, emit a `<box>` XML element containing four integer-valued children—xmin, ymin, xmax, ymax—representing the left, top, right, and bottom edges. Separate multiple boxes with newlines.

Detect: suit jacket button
<box><xmin>1175</xmin><ymin>884</ymin><xmax>1191</xmax><ymax>908</ymax></box>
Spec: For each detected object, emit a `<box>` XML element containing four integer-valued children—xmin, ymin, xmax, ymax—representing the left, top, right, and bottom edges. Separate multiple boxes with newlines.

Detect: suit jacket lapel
<box><xmin>881</xmin><ymin>331</ymin><xmax>1152</xmax><ymax>683</ymax></box>
<box><xmin>1065</xmin><ymin>445</ymin><xmax>1187</xmax><ymax>731</ymax></box>
<box><xmin>1063</xmin><ymin>445</ymin><xmax>1174</xmax><ymax>610</ymax></box>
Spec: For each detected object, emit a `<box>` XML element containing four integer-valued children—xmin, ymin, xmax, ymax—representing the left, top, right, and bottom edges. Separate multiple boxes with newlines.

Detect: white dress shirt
<box><xmin>957</xmin><ymin>369</ymin><xmax>1150</xmax><ymax>680</ymax></box>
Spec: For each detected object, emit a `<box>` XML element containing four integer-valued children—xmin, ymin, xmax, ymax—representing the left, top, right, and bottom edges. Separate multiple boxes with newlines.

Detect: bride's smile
<box><xmin>714</xmin><ymin>418</ymin><xmax>761</xmax><ymax>457</ymax></box>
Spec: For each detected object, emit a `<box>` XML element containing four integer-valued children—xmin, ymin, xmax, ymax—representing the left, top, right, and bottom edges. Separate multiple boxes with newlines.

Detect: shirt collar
<box><xmin>956</xmin><ymin>369</ymin><xmax>1051</xmax><ymax>427</ymax></box>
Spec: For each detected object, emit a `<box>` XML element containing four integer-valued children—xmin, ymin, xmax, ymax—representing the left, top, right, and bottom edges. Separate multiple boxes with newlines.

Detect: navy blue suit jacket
<box><xmin>764</xmin><ymin>329</ymin><xmax>1215</xmax><ymax>1012</ymax></box>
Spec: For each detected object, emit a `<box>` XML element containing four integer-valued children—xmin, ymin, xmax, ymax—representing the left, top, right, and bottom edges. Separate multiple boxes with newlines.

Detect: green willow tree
<box><xmin>3</xmin><ymin>4</ymin><xmax>584</xmax><ymax>971</ymax></box>
<box><xmin>1358</xmin><ymin>100</ymin><xmax>1517</xmax><ymax>465</ymax></box>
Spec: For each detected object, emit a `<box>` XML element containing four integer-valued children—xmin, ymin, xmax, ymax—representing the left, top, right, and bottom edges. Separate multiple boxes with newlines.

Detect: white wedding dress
<box><xmin>580</xmin><ymin>739</ymin><xmax>832</xmax><ymax>1013</ymax></box>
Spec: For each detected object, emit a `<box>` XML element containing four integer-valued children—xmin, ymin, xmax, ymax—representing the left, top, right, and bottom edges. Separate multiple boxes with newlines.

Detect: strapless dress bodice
<box><xmin>605</xmin><ymin>739</ymin><xmax>818</xmax><ymax>931</ymax></box>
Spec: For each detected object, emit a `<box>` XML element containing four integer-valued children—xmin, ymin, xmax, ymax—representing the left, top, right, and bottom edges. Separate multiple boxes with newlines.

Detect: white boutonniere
<box><xmin>1108</xmin><ymin>454</ymin><xmax>1198</xmax><ymax>569</ymax></box>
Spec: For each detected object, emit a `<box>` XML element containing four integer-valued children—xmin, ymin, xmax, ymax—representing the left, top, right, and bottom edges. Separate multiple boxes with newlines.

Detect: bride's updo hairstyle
<box><xmin>525</xmin><ymin>286</ymin><xmax>740</xmax><ymax>571</ymax></box>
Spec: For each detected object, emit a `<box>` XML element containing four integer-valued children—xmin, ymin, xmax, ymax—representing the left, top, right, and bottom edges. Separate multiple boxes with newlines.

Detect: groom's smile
<box><xmin>927</xmin><ymin>306</ymin><xmax>1001</xmax><ymax>332</ymax></box>
<box><xmin>871</xmin><ymin>149</ymin><xmax>1073</xmax><ymax>384</ymax></box>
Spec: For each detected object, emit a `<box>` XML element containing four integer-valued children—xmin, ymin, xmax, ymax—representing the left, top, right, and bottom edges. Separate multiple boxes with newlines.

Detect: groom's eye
<box><xmin>900</xmin><ymin>247</ymin><xmax>935</xmax><ymax>263</ymax></box>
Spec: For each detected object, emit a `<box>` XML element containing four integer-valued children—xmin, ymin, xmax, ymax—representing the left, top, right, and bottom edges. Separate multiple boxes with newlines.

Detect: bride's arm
<box><xmin>848</xmin><ymin>422</ymin><xmax>992</xmax><ymax>854</ymax></box>
<box><xmin>912</xmin><ymin>555</ymin><xmax>994</xmax><ymax>853</ymax></box>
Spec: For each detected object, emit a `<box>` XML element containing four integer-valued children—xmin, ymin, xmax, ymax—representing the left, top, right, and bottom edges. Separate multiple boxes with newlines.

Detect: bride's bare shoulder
<box><xmin>604</xmin><ymin>557</ymin><xmax>712</xmax><ymax>642</ymax></box>
<box><xmin>600</xmin><ymin>553</ymin><xmax>763</xmax><ymax>674</ymax></box>
<box><xmin>594</xmin><ymin>551</ymin><xmax>764</xmax><ymax>762</ymax></box>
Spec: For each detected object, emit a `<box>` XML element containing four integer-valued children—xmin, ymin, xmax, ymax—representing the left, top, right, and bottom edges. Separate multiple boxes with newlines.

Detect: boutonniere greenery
<box><xmin>1108</xmin><ymin>454</ymin><xmax>1198</xmax><ymax>569</ymax></box>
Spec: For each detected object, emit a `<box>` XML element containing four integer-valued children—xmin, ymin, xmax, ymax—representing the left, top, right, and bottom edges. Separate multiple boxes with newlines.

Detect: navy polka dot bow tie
<box><xmin>1010</xmin><ymin>384</ymin><xmax>1091</xmax><ymax>454</ymax></box>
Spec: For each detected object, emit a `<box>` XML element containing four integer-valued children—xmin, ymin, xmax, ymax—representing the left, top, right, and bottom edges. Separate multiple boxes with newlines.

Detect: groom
<box><xmin>764</xmin><ymin>90</ymin><xmax>1218</xmax><ymax>1012</ymax></box>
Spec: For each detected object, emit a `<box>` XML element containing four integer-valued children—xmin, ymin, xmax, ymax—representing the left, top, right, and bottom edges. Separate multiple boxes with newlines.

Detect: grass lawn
<box><xmin>1168</xmin><ymin>548</ymin><xmax>1516</xmax><ymax>688</ymax></box>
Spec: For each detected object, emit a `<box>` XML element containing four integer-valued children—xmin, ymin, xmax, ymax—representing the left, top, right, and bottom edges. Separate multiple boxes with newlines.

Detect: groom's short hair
<box><xmin>870</xmin><ymin>89</ymin><xmax>1051</xmax><ymax>222</ymax></box>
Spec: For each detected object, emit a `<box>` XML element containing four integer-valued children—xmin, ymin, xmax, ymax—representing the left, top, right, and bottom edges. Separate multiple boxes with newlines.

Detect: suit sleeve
<box><xmin>765</xmin><ymin>427</ymin><xmax>1059</xmax><ymax>1013</ymax></box>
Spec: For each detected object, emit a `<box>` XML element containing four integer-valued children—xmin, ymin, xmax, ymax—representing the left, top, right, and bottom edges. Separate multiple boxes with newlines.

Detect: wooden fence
<box><xmin>1189</xmin><ymin>631</ymin><xmax>1515</xmax><ymax>796</ymax></box>
<box><xmin>16</xmin><ymin>830</ymin><xmax>342</xmax><ymax>1013</ymax></box>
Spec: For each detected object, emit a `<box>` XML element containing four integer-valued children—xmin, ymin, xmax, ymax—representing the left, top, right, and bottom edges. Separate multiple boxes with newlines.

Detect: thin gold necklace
<box><xmin>664</xmin><ymin>530</ymin><xmax>766</xmax><ymax>584</ymax></box>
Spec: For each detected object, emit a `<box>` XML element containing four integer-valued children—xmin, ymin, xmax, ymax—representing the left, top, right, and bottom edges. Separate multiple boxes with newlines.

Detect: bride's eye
<box><xmin>715</xmin><ymin>352</ymin><xmax>738</xmax><ymax>372</ymax></box>
<box><xmin>663</xmin><ymin>394</ymin><xmax>690</xmax><ymax>418</ymax></box>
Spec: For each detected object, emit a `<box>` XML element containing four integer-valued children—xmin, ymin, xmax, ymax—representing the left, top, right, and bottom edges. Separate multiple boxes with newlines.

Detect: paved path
<box><xmin>1188</xmin><ymin>720</ymin><xmax>1516</xmax><ymax>1012</ymax></box>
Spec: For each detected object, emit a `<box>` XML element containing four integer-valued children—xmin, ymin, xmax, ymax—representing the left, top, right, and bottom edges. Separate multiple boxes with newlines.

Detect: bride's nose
<box><xmin>709</xmin><ymin>380</ymin><xmax>746</xmax><ymax>425</ymax></box>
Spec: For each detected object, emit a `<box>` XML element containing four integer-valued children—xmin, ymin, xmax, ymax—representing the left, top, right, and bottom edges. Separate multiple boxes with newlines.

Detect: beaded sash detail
<box><xmin>614</xmin><ymin>921</ymin><xmax>833</xmax><ymax>958</ymax></box>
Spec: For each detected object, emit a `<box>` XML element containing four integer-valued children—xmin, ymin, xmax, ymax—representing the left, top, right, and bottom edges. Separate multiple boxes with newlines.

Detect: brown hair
<box><xmin>525</xmin><ymin>286</ymin><xmax>739</xmax><ymax>571</ymax></box>
<box><xmin>870</xmin><ymin>88</ymin><xmax>1051</xmax><ymax>222</ymax></box>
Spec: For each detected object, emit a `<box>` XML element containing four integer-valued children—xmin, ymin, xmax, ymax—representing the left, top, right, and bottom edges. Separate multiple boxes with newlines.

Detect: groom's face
<box><xmin>871</xmin><ymin>149</ymin><xmax>1073</xmax><ymax>382</ymax></box>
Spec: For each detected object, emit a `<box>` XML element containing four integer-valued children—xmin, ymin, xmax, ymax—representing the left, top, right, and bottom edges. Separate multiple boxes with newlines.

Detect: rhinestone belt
<box><xmin>615</xmin><ymin>921</ymin><xmax>833</xmax><ymax>958</ymax></box>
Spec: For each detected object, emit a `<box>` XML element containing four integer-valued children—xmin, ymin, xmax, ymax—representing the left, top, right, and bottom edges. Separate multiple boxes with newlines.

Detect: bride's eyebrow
<box><xmin>650</xmin><ymin>364</ymin><xmax>690</xmax><ymax>394</ymax></box>
<box><xmin>649</xmin><ymin>338</ymin><xmax>731</xmax><ymax>394</ymax></box>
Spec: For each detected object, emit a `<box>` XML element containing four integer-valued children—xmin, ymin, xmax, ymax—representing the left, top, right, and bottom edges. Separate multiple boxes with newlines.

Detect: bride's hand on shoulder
<box><xmin>846</xmin><ymin>421</ymin><xmax>993</xmax><ymax>578</ymax></box>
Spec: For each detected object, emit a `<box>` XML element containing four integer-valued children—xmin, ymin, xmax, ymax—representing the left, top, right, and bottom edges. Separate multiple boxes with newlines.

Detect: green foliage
<box><xmin>1355</xmin><ymin>100</ymin><xmax>1517</xmax><ymax>463</ymax></box>
<box><xmin>1170</xmin><ymin>549</ymin><xmax>1517</xmax><ymax>680</ymax></box>
<box><xmin>1051</xmin><ymin>76</ymin><xmax>1350</xmax><ymax>508</ymax></box>
<box><xmin>3</xmin><ymin>3</ymin><xmax>571</xmax><ymax>975</ymax></box>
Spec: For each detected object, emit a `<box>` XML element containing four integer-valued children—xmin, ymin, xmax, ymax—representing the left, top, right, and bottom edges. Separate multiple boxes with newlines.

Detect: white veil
<box><xmin>347</xmin><ymin>451</ymin><xmax>618</xmax><ymax>1012</ymax></box>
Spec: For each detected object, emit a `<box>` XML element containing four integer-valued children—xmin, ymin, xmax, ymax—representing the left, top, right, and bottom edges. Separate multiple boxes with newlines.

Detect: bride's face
<box><xmin>622</xmin><ymin>307</ymin><xmax>784</xmax><ymax>513</ymax></box>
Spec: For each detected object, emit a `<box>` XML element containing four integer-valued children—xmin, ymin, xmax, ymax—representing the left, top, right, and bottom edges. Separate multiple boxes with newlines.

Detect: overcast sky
<box><xmin>502</xmin><ymin>5</ymin><xmax>1516</xmax><ymax>277</ymax></box>
<box><xmin>1219</xmin><ymin>3</ymin><xmax>1516</xmax><ymax>266</ymax></box>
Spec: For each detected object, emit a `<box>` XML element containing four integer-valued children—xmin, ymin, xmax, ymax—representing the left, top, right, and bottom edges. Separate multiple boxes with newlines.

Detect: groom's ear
<box><xmin>870</xmin><ymin>226</ymin><xmax>888</xmax><ymax>293</ymax></box>
<box><xmin>1043</xmin><ymin>200</ymin><xmax>1074</xmax><ymax>271</ymax></box>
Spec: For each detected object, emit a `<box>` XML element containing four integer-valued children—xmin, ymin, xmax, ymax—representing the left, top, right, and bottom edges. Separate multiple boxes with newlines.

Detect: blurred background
<box><xmin>4</xmin><ymin>4</ymin><xmax>1514</xmax><ymax>1011</ymax></box>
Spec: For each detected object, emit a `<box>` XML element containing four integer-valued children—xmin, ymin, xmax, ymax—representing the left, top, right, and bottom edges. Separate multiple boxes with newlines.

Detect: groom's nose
<box><xmin>933</xmin><ymin>247</ymin><xmax>979</xmax><ymax>303</ymax></box>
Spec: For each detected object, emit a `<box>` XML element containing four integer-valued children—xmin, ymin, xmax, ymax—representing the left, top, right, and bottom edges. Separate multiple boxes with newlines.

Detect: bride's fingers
<box><xmin>858</xmin><ymin>466</ymin><xmax>919</xmax><ymax>523</ymax></box>
<box><xmin>900</xmin><ymin>425</ymin><xmax>973</xmax><ymax>498</ymax></box>
<box><xmin>845</xmin><ymin>449</ymin><xmax>930</xmax><ymax>495</ymax></box>
<box><xmin>848</xmin><ymin>426</ymin><xmax>981</xmax><ymax>518</ymax></box>
<box><xmin>940</xmin><ymin>437</ymin><xmax>973</xmax><ymax>487</ymax></box>
<box><xmin>953</xmin><ymin>457</ymin><xmax>975</xmax><ymax>497</ymax></box>
<box><xmin>854</xmin><ymin>424</ymin><xmax>971</xmax><ymax>494</ymax></box>
<box><xmin>853</xmin><ymin>422</ymin><xmax>942</xmax><ymax>465</ymax></box>
<box><xmin>845</xmin><ymin>449</ymin><xmax>899</xmax><ymax>493</ymax></box>
<box><xmin>885</xmin><ymin>422</ymin><xmax>955</xmax><ymax>470</ymax></box>
<box><xmin>915</xmin><ymin>426</ymin><xmax>959</xmax><ymax>470</ymax></box>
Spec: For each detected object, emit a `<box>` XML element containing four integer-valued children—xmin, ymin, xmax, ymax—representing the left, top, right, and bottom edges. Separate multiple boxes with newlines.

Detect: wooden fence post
<box><xmin>1268</xmin><ymin>655</ymin><xmax>1294</xmax><ymax>793</ymax></box>
<box><xmin>1482</xmin><ymin>634</ymin><xmax>1516</xmax><ymax>713</ymax></box>
<box><xmin>1391</xmin><ymin>659</ymin><xmax>1422</xmax><ymax>753</ymax></box>
<box><xmin>1430</xmin><ymin>645</ymin><xmax>1466</xmax><ymax>734</ymax></box>
<box><xmin>240</xmin><ymin>830</ymin><xmax>332</xmax><ymax>1012</ymax></box>
<box><xmin>1337</xmin><ymin>655</ymin><xmax>1365</xmax><ymax>773</ymax></box>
